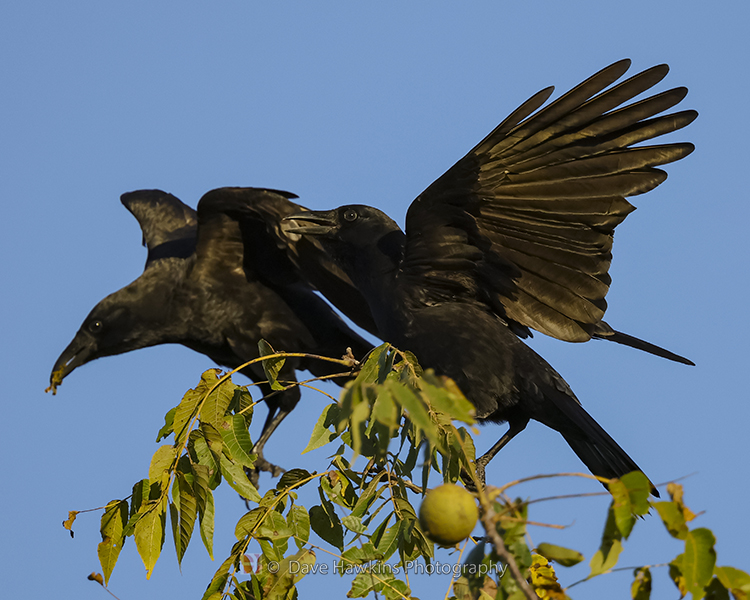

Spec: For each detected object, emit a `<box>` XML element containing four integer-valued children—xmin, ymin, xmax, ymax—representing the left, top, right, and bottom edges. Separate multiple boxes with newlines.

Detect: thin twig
<box><xmin>478</xmin><ymin>501</ymin><xmax>539</xmax><ymax>600</ymax></box>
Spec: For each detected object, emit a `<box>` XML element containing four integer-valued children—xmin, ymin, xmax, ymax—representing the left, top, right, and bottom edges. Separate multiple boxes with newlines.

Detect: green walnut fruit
<box><xmin>418</xmin><ymin>483</ymin><xmax>478</xmax><ymax>546</ymax></box>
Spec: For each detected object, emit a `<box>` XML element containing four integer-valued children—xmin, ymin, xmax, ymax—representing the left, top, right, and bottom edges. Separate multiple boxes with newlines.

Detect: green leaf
<box><xmin>201</xmin><ymin>552</ymin><xmax>236</xmax><ymax>600</ymax></box>
<box><xmin>199</xmin><ymin>488</ymin><xmax>215</xmax><ymax>560</ymax></box>
<box><xmin>134</xmin><ymin>499</ymin><xmax>167</xmax><ymax>579</ymax></box>
<box><xmin>218</xmin><ymin>414</ymin><xmax>256</xmax><ymax>468</ymax></box>
<box><xmin>276</xmin><ymin>468</ymin><xmax>313</xmax><ymax>491</ymax></box>
<box><xmin>255</xmin><ymin>509</ymin><xmax>292</xmax><ymax>541</ymax></box>
<box><xmin>631</xmin><ymin>566</ymin><xmax>652</xmax><ymax>600</ymax></box>
<box><xmin>714</xmin><ymin>566</ymin><xmax>750</xmax><ymax>597</ymax></box>
<box><xmin>148</xmin><ymin>445</ymin><xmax>176</xmax><ymax>489</ymax></box>
<box><xmin>620</xmin><ymin>471</ymin><xmax>652</xmax><ymax>516</ymax></box>
<box><xmin>262</xmin><ymin>548</ymin><xmax>316</xmax><ymax>599</ymax></box>
<box><xmin>348</xmin><ymin>570</ymin><xmax>383</xmax><ymax>597</ymax></box>
<box><xmin>235</xmin><ymin>508</ymin><xmax>265</xmax><ymax>540</ymax></box>
<box><xmin>156</xmin><ymin>406</ymin><xmax>177</xmax><ymax>442</ymax></box>
<box><xmin>535</xmin><ymin>542</ymin><xmax>584</xmax><ymax>567</ymax></box>
<box><xmin>200</xmin><ymin>375</ymin><xmax>236</xmax><ymax>427</ymax></box>
<box><xmin>342</xmin><ymin>514</ymin><xmax>367</xmax><ymax>534</ymax></box>
<box><xmin>670</xmin><ymin>554</ymin><xmax>688</xmax><ymax>597</ymax></box>
<box><xmin>258</xmin><ymin>339</ymin><xmax>286</xmax><ymax>391</ymax></box>
<box><xmin>373</xmin><ymin>520</ymin><xmax>401</xmax><ymax>562</ymax></box>
<box><xmin>355</xmin><ymin>343</ymin><xmax>391</xmax><ymax>385</ymax></box>
<box><xmin>287</xmin><ymin>505</ymin><xmax>310</xmax><ymax>549</ymax></box>
<box><xmin>704</xmin><ymin>577</ymin><xmax>731</xmax><ymax>600</ymax></box>
<box><xmin>303</xmin><ymin>404</ymin><xmax>341</xmax><ymax>454</ymax></box>
<box><xmin>609</xmin><ymin>471</ymin><xmax>651</xmax><ymax>539</ymax></box>
<box><xmin>420</xmin><ymin>372</ymin><xmax>476</xmax><ymax>424</ymax></box>
<box><xmin>97</xmin><ymin>500</ymin><xmax>128</xmax><ymax>584</ymax></box>
<box><xmin>309</xmin><ymin>504</ymin><xmax>344</xmax><ymax>552</ymax></box>
<box><xmin>589</xmin><ymin>504</ymin><xmax>623</xmax><ymax>577</ymax></box>
<box><xmin>369</xmin><ymin>388</ymin><xmax>400</xmax><ymax>433</ymax></box>
<box><xmin>190</xmin><ymin>438</ymin><xmax>221</xmax><ymax>490</ymax></box>
<box><xmin>386</xmin><ymin>378</ymin><xmax>439</xmax><ymax>447</ymax></box>
<box><xmin>684</xmin><ymin>528</ymin><xmax>717</xmax><ymax>600</ymax></box>
<box><xmin>174</xmin><ymin>471</ymin><xmax>198</xmax><ymax>565</ymax></box>
<box><xmin>174</xmin><ymin>370</ymin><xmax>221</xmax><ymax>444</ymax></box>
<box><xmin>219</xmin><ymin>454</ymin><xmax>261</xmax><ymax>502</ymax></box>
<box><xmin>654</xmin><ymin>501</ymin><xmax>689</xmax><ymax>540</ymax></box>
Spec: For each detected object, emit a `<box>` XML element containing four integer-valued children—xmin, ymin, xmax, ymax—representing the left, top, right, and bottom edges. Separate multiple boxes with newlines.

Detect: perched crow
<box><xmin>49</xmin><ymin>187</ymin><xmax>375</xmax><ymax>477</ymax></box>
<box><xmin>284</xmin><ymin>60</ymin><xmax>698</xmax><ymax>493</ymax></box>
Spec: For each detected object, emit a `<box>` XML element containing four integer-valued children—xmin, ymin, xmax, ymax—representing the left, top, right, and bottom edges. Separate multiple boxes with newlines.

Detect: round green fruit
<box><xmin>418</xmin><ymin>483</ymin><xmax>478</xmax><ymax>546</ymax></box>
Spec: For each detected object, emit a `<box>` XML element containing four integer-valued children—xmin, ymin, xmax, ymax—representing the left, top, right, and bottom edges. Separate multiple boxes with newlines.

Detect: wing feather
<box><xmin>403</xmin><ymin>60</ymin><xmax>696</xmax><ymax>343</ymax></box>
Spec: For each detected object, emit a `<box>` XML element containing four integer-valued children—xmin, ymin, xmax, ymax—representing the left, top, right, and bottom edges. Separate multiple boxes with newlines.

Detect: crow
<box><xmin>283</xmin><ymin>60</ymin><xmax>698</xmax><ymax>494</ymax></box>
<box><xmin>49</xmin><ymin>187</ymin><xmax>375</xmax><ymax>478</ymax></box>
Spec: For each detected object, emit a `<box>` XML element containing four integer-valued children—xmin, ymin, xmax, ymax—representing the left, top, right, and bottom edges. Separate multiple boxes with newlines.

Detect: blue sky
<box><xmin>1</xmin><ymin>2</ymin><xmax>748</xmax><ymax>599</ymax></box>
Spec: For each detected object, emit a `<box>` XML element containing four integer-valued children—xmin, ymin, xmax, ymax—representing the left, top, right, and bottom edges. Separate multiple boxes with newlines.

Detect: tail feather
<box><xmin>593</xmin><ymin>322</ymin><xmax>694</xmax><ymax>366</ymax></box>
<box><xmin>541</xmin><ymin>386</ymin><xmax>659</xmax><ymax>496</ymax></box>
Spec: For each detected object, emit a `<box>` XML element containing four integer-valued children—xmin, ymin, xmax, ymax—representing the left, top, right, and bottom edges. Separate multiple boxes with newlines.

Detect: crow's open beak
<box><xmin>47</xmin><ymin>331</ymin><xmax>97</xmax><ymax>394</ymax></box>
<box><xmin>282</xmin><ymin>210</ymin><xmax>338</xmax><ymax>236</ymax></box>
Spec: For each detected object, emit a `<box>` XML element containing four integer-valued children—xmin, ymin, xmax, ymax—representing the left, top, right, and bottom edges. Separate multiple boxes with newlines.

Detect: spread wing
<box><xmin>120</xmin><ymin>189</ymin><xmax>198</xmax><ymax>267</ymax></box>
<box><xmin>196</xmin><ymin>187</ymin><xmax>379</xmax><ymax>336</ymax></box>
<box><xmin>403</xmin><ymin>59</ymin><xmax>697</xmax><ymax>346</ymax></box>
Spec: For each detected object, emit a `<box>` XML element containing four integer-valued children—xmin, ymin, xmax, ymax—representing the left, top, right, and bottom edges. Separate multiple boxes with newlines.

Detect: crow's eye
<box><xmin>88</xmin><ymin>320</ymin><xmax>103</xmax><ymax>333</ymax></box>
<box><xmin>343</xmin><ymin>208</ymin><xmax>358</xmax><ymax>222</ymax></box>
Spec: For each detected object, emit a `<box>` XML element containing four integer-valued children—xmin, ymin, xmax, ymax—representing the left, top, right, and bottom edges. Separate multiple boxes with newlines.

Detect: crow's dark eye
<box><xmin>343</xmin><ymin>208</ymin><xmax>358</xmax><ymax>222</ymax></box>
<box><xmin>88</xmin><ymin>320</ymin><xmax>103</xmax><ymax>333</ymax></box>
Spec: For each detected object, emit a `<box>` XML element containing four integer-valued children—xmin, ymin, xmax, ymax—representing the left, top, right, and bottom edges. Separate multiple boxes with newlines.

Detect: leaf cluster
<box><xmin>71</xmin><ymin>344</ymin><xmax>750</xmax><ymax>600</ymax></box>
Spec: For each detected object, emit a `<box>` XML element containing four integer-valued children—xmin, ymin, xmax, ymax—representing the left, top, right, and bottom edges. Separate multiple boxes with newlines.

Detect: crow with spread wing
<box><xmin>49</xmin><ymin>187</ymin><xmax>375</xmax><ymax>479</ymax></box>
<box><xmin>284</xmin><ymin>60</ymin><xmax>697</xmax><ymax>493</ymax></box>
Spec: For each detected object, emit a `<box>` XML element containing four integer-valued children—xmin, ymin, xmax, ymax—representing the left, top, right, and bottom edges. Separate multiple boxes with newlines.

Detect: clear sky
<box><xmin>1</xmin><ymin>2</ymin><xmax>748</xmax><ymax>599</ymax></box>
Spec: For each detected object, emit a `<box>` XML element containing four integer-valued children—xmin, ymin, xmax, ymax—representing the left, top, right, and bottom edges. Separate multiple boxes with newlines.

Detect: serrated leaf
<box><xmin>219</xmin><ymin>414</ymin><xmax>256</xmax><ymax>468</ymax></box>
<box><xmin>303</xmin><ymin>404</ymin><xmax>341</xmax><ymax>454</ymax></box>
<box><xmin>200</xmin><ymin>375</ymin><xmax>236</xmax><ymax>427</ymax></box>
<box><xmin>258</xmin><ymin>339</ymin><xmax>286</xmax><ymax>391</ymax></box>
<box><xmin>174</xmin><ymin>471</ymin><xmax>198</xmax><ymax>565</ymax></box>
<box><xmin>219</xmin><ymin>454</ymin><xmax>261</xmax><ymax>502</ymax></box>
<box><xmin>190</xmin><ymin>431</ymin><xmax>222</xmax><ymax>489</ymax></box>
<box><xmin>97</xmin><ymin>500</ymin><xmax>128</xmax><ymax>584</ymax></box>
<box><xmin>134</xmin><ymin>499</ymin><xmax>166</xmax><ymax>579</ymax></box>
<box><xmin>684</xmin><ymin>528</ymin><xmax>717</xmax><ymax>600</ymax></box>
<box><xmin>535</xmin><ymin>543</ymin><xmax>584</xmax><ymax>567</ymax></box>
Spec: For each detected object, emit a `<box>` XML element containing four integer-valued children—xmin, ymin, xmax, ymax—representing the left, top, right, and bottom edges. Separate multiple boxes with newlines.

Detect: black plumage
<box><xmin>49</xmin><ymin>187</ymin><xmax>374</xmax><ymax>477</ymax></box>
<box><xmin>284</xmin><ymin>60</ymin><xmax>698</xmax><ymax>493</ymax></box>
